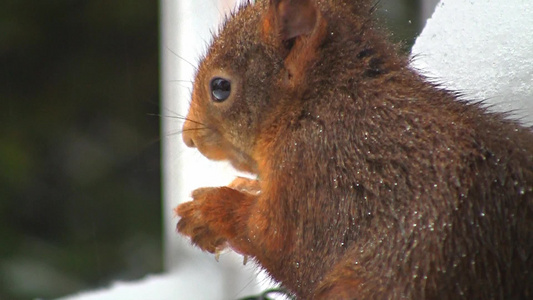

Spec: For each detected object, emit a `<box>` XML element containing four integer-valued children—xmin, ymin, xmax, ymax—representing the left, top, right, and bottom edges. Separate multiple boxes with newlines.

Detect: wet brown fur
<box><xmin>177</xmin><ymin>0</ymin><xmax>533</xmax><ymax>298</ymax></box>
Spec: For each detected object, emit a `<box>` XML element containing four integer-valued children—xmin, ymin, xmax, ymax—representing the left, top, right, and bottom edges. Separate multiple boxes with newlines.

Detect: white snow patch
<box><xmin>411</xmin><ymin>0</ymin><xmax>533</xmax><ymax>125</ymax></box>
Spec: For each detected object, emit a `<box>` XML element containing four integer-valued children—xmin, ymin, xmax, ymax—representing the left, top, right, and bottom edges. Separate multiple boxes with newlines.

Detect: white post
<box><xmin>160</xmin><ymin>0</ymin><xmax>265</xmax><ymax>298</ymax></box>
<box><xmin>160</xmin><ymin>0</ymin><xmax>218</xmax><ymax>271</ymax></box>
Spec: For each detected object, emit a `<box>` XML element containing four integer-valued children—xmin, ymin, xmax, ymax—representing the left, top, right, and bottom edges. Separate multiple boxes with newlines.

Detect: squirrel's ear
<box><xmin>263</xmin><ymin>0</ymin><xmax>327</xmax><ymax>85</ymax></box>
<box><xmin>270</xmin><ymin>0</ymin><xmax>319</xmax><ymax>40</ymax></box>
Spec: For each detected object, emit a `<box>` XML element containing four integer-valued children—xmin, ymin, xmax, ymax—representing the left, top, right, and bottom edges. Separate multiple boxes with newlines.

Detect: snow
<box><xmin>411</xmin><ymin>0</ymin><xmax>533</xmax><ymax>126</ymax></box>
<box><xmin>59</xmin><ymin>254</ymin><xmax>270</xmax><ymax>300</ymax></box>
<box><xmin>59</xmin><ymin>0</ymin><xmax>532</xmax><ymax>299</ymax></box>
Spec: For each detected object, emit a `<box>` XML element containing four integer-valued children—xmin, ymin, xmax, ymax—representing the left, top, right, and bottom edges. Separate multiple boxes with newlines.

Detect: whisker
<box><xmin>155</xmin><ymin>105</ymin><xmax>195</xmax><ymax>121</ymax></box>
<box><xmin>147</xmin><ymin>113</ymin><xmax>207</xmax><ymax>126</ymax></box>
<box><xmin>370</xmin><ymin>0</ymin><xmax>382</xmax><ymax>15</ymax></box>
<box><xmin>166</xmin><ymin>46</ymin><xmax>198</xmax><ymax>70</ymax></box>
<box><xmin>169</xmin><ymin>79</ymin><xmax>193</xmax><ymax>83</ymax></box>
<box><xmin>180</xmin><ymin>127</ymin><xmax>208</xmax><ymax>132</ymax></box>
<box><xmin>164</xmin><ymin>131</ymin><xmax>184</xmax><ymax>138</ymax></box>
<box><xmin>160</xmin><ymin>105</ymin><xmax>182</xmax><ymax>117</ymax></box>
<box><xmin>163</xmin><ymin>128</ymin><xmax>208</xmax><ymax>140</ymax></box>
<box><xmin>172</xmin><ymin>83</ymin><xmax>194</xmax><ymax>90</ymax></box>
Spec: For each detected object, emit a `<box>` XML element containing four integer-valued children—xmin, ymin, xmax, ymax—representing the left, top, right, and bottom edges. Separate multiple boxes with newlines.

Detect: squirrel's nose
<box><xmin>183</xmin><ymin>134</ymin><xmax>195</xmax><ymax>148</ymax></box>
<box><xmin>182</xmin><ymin>120</ymin><xmax>196</xmax><ymax>148</ymax></box>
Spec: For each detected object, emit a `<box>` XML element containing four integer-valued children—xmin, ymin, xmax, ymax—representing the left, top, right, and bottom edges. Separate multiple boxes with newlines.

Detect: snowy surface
<box><xmin>411</xmin><ymin>0</ymin><xmax>533</xmax><ymax>126</ymax></box>
<box><xmin>58</xmin><ymin>255</ymin><xmax>272</xmax><ymax>300</ymax></box>
<box><xmin>59</xmin><ymin>0</ymin><xmax>532</xmax><ymax>299</ymax></box>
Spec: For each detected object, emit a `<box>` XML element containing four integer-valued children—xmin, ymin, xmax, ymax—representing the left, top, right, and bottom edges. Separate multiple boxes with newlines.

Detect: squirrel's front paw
<box><xmin>176</xmin><ymin>187</ymin><xmax>230</xmax><ymax>253</ymax></box>
<box><xmin>228</xmin><ymin>176</ymin><xmax>261</xmax><ymax>194</ymax></box>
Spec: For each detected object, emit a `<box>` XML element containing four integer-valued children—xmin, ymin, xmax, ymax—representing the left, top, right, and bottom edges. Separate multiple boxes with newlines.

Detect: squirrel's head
<box><xmin>182</xmin><ymin>0</ymin><xmax>372</xmax><ymax>173</ymax></box>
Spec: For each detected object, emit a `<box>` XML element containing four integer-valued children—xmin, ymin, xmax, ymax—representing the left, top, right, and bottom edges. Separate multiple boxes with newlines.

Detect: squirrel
<box><xmin>176</xmin><ymin>0</ymin><xmax>533</xmax><ymax>298</ymax></box>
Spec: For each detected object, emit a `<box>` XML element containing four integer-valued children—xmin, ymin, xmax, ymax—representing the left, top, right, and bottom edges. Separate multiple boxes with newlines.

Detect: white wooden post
<box><xmin>160</xmin><ymin>0</ymin><xmax>266</xmax><ymax>298</ymax></box>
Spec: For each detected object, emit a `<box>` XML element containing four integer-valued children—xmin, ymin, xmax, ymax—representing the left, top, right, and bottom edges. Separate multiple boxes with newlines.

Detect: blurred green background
<box><xmin>1</xmin><ymin>1</ymin><xmax>160</xmax><ymax>299</ymax></box>
<box><xmin>0</xmin><ymin>0</ymin><xmax>425</xmax><ymax>299</ymax></box>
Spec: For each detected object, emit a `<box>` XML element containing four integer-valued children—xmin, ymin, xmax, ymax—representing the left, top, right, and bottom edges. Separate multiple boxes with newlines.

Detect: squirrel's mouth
<box><xmin>182</xmin><ymin>120</ymin><xmax>258</xmax><ymax>174</ymax></box>
<box><xmin>190</xmin><ymin>137</ymin><xmax>258</xmax><ymax>175</ymax></box>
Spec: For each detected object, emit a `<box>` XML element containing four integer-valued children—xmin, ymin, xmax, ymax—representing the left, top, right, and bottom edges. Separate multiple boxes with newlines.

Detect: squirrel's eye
<box><xmin>210</xmin><ymin>77</ymin><xmax>231</xmax><ymax>102</ymax></box>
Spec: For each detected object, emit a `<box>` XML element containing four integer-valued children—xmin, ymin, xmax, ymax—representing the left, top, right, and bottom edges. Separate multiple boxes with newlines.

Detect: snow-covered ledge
<box><xmin>59</xmin><ymin>0</ymin><xmax>532</xmax><ymax>299</ymax></box>
<box><xmin>411</xmin><ymin>0</ymin><xmax>533</xmax><ymax>126</ymax></box>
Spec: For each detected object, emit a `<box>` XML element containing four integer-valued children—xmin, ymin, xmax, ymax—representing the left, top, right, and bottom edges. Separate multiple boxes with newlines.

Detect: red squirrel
<box><xmin>176</xmin><ymin>0</ymin><xmax>533</xmax><ymax>298</ymax></box>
